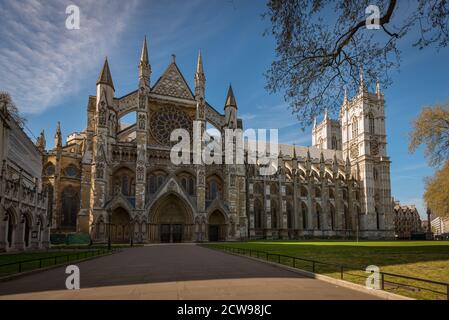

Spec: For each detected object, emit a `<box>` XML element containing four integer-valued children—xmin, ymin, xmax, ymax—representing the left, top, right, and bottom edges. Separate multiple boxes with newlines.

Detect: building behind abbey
<box><xmin>37</xmin><ymin>37</ymin><xmax>395</xmax><ymax>243</ymax></box>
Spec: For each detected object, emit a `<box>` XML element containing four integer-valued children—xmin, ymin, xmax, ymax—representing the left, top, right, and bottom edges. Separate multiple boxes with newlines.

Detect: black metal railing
<box><xmin>0</xmin><ymin>248</ymin><xmax>114</xmax><ymax>277</ymax></box>
<box><xmin>204</xmin><ymin>244</ymin><xmax>449</xmax><ymax>300</ymax></box>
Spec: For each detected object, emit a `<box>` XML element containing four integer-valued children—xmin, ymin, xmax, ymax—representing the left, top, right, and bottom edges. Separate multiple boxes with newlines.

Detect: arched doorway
<box><xmin>208</xmin><ymin>210</ymin><xmax>226</xmax><ymax>241</ymax></box>
<box><xmin>111</xmin><ymin>207</ymin><xmax>130</xmax><ymax>243</ymax></box>
<box><xmin>149</xmin><ymin>194</ymin><xmax>193</xmax><ymax>243</ymax></box>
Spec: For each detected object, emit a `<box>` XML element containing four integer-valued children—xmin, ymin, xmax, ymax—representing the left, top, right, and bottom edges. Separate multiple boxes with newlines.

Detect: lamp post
<box><xmin>107</xmin><ymin>209</ymin><xmax>112</xmax><ymax>250</ymax></box>
<box><xmin>130</xmin><ymin>219</ymin><xmax>134</xmax><ymax>247</ymax></box>
<box><xmin>426</xmin><ymin>207</ymin><xmax>432</xmax><ymax>239</ymax></box>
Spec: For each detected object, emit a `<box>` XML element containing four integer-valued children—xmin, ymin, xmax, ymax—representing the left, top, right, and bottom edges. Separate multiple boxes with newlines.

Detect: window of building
<box><xmin>64</xmin><ymin>165</ymin><xmax>78</xmax><ymax>177</ymax></box>
<box><xmin>369</xmin><ymin>113</ymin><xmax>375</xmax><ymax>135</ymax></box>
<box><xmin>352</xmin><ymin>117</ymin><xmax>358</xmax><ymax>139</ymax></box>
<box><xmin>188</xmin><ymin>177</ymin><xmax>195</xmax><ymax>196</ymax></box>
<box><xmin>45</xmin><ymin>163</ymin><xmax>55</xmax><ymax>176</ymax></box>
<box><xmin>331</xmin><ymin>136</ymin><xmax>337</xmax><ymax>150</ymax></box>
<box><xmin>61</xmin><ymin>186</ymin><xmax>79</xmax><ymax>228</ymax></box>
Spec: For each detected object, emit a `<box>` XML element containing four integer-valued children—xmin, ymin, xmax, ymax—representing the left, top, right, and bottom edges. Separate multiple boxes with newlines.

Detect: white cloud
<box><xmin>0</xmin><ymin>0</ymin><xmax>139</xmax><ymax>114</ymax></box>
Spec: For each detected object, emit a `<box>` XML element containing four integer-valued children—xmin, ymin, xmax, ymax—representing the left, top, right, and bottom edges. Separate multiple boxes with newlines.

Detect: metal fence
<box><xmin>0</xmin><ymin>248</ymin><xmax>113</xmax><ymax>276</ymax></box>
<box><xmin>205</xmin><ymin>244</ymin><xmax>449</xmax><ymax>300</ymax></box>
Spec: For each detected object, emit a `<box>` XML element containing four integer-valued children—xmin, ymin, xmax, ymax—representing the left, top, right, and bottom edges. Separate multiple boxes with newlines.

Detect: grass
<box><xmin>205</xmin><ymin>240</ymin><xmax>449</xmax><ymax>300</ymax></box>
<box><xmin>0</xmin><ymin>249</ymin><xmax>111</xmax><ymax>277</ymax></box>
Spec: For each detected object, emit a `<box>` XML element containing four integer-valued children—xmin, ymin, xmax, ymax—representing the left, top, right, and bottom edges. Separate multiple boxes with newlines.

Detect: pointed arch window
<box><xmin>272</xmin><ymin>206</ymin><xmax>278</xmax><ymax>229</ymax></box>
<box><xmin>188</xmin><ymin>178</ymin><xmax>195</xmax><ymax>196</ymax></box>
<box><xmin>369</xmin><ymin>113</ymin><xmax>375</xmax><ymax>135</ymax></box>
<box><xmin>301</xmin><ymin>202</ymin><xmax>308</xmax><ymax>229</ymax></box>
<box><xmin>61</xmin><ymin>186</ymin><xmax>79</xmax><ymax>228</ymax></box>
<box><xmin>352</xmin><ymin>117</ymin><xmax>358</xmax><ymax>139</ymax></box>
<box><xmin>331</xmin><ymin>136</ymin><xmax>337</xmax><ymax>150</ymax></box>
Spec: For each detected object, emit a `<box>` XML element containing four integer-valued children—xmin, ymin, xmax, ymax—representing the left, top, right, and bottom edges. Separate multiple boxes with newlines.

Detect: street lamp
<box><xmin>107</xmin><ymin>209</ymin><xmax>112</xmax><ymax>250</ymax></box>
<box><xmin>426</xmin><ymin>207</ymin><xmax>432</xmax><ymax>238</ymax></box>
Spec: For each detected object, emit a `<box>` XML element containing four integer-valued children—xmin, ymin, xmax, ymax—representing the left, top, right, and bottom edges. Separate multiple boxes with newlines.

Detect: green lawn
<box><xmin>205</xmin><ymin>241</ymin><xmax>449</xmax><ymax>300</ymax></box>
<box><xmin>0</xmin><ymin>249</ymin><xmax>111</xmax><ymax>277</ymax></box>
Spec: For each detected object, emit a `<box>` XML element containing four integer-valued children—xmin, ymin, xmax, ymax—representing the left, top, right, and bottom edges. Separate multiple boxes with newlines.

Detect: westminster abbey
<box><xmin>37</xmin><ymin>37</ymin><xmax>394</xmax><ymax>243</ymax></box>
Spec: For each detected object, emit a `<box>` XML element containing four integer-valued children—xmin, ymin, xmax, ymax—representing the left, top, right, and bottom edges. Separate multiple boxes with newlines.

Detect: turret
<box><xmin>96</xmin><ymin>57</ymin><xmax>114</xmax><ymax>112</ymax></box>
<box><xmin>36</xmin><ymin>130</ymin><xmax>46</xmax><ymax>152</ymax></box>
<box><xmin>224</xmin><ymin>84</ymin><xmax>238</xmax><ymax>129</ymax></box>
<box><xmin>319</xmin><ymin>150</ymin><xmax>325</xmax><ymax>177</ymax></box>
<box><xmin>54</xmin><ymin>122</ymin><xmax>62</xmax><ymax>149</ymax></box>
<box><xmin>358</xmin><ymin>66</ymin><xmax>367</xmax><ymax>94</ymax></box>
<box><xmin>376</xmin><ymin>79</ymin><xmax>381</xmax><ymax>98</ymax></box>
<box><xmin>138</xmin><ymin>36</ymin><xmax>151</xmax><ymax>89</ymax></box>
<box><xmin>291</xmin><ymin>144</ymin><xmax>298</xmax><ymax>172</ymax></box>
<box><xmin>332</xmin><ymin>152</ymin><xmax>338</xmax><ymax>175</ymax></box>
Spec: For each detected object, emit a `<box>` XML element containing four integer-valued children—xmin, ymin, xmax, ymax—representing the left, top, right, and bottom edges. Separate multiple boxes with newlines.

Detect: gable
<box><xmin>151</xmin><ymin>62</ymin><xmax>195</xmax><ymax>100</ymax></box>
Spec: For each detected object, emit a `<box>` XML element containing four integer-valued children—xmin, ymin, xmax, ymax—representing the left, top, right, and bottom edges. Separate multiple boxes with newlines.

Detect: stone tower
<box><xmin>340</xmin><ymin>68</ymin><xmax>393</xmax><ymax>237</ymax></box>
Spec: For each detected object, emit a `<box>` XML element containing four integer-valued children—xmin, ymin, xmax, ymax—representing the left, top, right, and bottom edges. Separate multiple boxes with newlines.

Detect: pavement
<box><xmin>0</xmin><ymin>244</ymin><xmax>381</xmax><ymax>300</ymax></box>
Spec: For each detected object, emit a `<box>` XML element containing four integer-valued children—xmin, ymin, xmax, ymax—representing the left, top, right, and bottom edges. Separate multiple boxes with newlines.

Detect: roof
<box><xmin>96</xmin><ymin>58</ymin><xmax>115</xmax><ymax>90</ymax></box>
<box><xmin>151</xmin><ymin>60</ymin><xmax>195</xmax><ymax>100</ymax></box>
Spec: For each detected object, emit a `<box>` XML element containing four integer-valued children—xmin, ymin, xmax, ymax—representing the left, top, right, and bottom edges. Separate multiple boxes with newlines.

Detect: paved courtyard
<box><xmin>0</xmin><ymin>244</ymin><xmax>381</xmax><ymax>299</ymax></box>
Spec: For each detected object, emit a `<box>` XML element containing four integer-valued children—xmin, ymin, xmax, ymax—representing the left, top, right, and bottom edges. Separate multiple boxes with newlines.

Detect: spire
<box><xmin>36</xmin><ymin>130</ymin><xmax>46</xmax><ymax>152</ymax></box>
<box><xmin>376</xmin><ymin>79</ymin><xmax>381</xmax><ymax>96</ymax></box>
<box><xmin>344</xmin><ymin>86</ymin><xmax>348</xmax><ymax>103</ymax></box>
<box><xmin>140</xmin><ymin>36</ymin><xmax>149</xmax><ymax>64</ymax></box>
<box><xmin>196</xmin><ymin>49</ymin><xmax>204</xmax><ymax>75</ymax></box>
<box><xmin>225</xmin><ymin>84</ymin><xmax>237</xmax><ymax>108</ymax></box>
<box><xmin>97</xmin><ymin>57</ymin><xmax>115</xmax><ymax>91</ymax></box>
<box><xmin>292</xmin><ymin>144</ymin><xmax>297</xmax><ymax>160</ymax></box>
<box><xmin>194</xmin><ymin>50</ymin><xmax>206</xmax><ymax>100</ymax></box>
<box><xmin>138</xmin><ymin>36</ymin><xmax>151</xmax><ymax>88</ymax></box>
<box><xmin>345</xmin><ymin>154</ymin><xmax>351</xmax><ymax>171</ymax></box>
<box><xmin>332</xmin><ymin>151</ymin><xmax>338</xmax><ymax>173</ymax></box>
<box><xmin>313</xmin><ymin>117</ymin><xmax>317</xmax><ymax>129</ymax></box>
<box><xmin>54</xmin><ymin>122</ymin><xmax>62</xmax><ymax>149</ymax></box>
<box><xmin>324</xmin><ymin>108</ymin><xmax>329</xmax><ymax>121</ymax></box>
<box><xmin>358</xmin><ymin>66</ymin><xmax>366</xmax><ymax>93</ymax></box>
<box><xmin>306</xmin><ymin>147</ymin><xmax>311</xmax><ymax>161</ymax></box>
<box><xmin>320</xmin><ymin>150</ymin><xmax>325</xmax><ymax>163</ymax></box>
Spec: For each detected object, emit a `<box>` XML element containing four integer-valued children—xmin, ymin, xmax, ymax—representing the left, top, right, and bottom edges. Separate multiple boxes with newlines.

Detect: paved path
<box><xmin>0</xmin><ymin>244</ymin><xmax>380</xmax><ymax>299</ymax></box>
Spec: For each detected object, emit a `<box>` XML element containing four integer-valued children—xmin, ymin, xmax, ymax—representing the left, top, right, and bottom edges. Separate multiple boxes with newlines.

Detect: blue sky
<box><xmin>1</xmin><ymin>0</ymin><xmax>448</xmax><ymax>218</ymax></box>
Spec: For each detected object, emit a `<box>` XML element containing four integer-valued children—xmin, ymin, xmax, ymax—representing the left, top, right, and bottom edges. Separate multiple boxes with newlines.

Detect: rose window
<box><xmin>149</xmin><ymin>107</ymin><xmax>192</xmax><ymax>145</ymax></box>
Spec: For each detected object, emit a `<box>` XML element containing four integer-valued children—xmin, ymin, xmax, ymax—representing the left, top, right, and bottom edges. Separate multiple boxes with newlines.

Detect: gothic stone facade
<box><xmin>40</xmin><ymin>39</ymin><xmax>394</xmax><ymax>243</ymax></box>
<box><xmin>0</xmin><ymin>97</ymin><xmax>50</xmax><ymax>252</ymax></box>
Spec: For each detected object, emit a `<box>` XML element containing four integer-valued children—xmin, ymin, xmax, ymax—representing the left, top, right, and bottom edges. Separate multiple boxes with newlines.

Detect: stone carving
<box><xmin>98</xmin><ymin>102</ymin><xmax>107</xmax><ymax>126</ymax></box>
<box><xmin>138</xmin><ymin>114</ymin><xmax>146</xmax><ymax>130</ymax></box>
<box><xmin>96</xmin><ymin>162</ymin><xmax>104</xmax><ymax>179</ymax></box>
<box><xmin>152</xmin><ymin>63</ymin><xmax>194</xmax><ymax>100</ymax></box>
<box><xmin>350</xmin><ymin>143</ymin><xmax>359</xmax><ymax>159</ymax></box>
<box><xmin>136</xmin><ymin>164</ymin><xmax>144</xmax><ymax>182</ymax></box>
<box><xmin>370</xmin><ymin>138</ymin><xmax>379</xmax><ymax>156</ymax></box>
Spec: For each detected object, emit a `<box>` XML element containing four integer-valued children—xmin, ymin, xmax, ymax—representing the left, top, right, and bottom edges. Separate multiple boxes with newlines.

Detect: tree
<box><xmin>424</xmin><ymin>161</ymin><xmax>449</xmax><ymax>219</ymax></box>
<box><xmin>409</xmin><ymin>101</ymin><xmax>449</xmax><ymax>167</ymax></box>
<box><xmin>0</xmin><ymin>92</ymin><xmax>26</xmax><ymax>127</ymax></box>
<box><xmin>264</xmin><ymin>0</ymin><xmax>449</xmax><ymax>126</ymax></box>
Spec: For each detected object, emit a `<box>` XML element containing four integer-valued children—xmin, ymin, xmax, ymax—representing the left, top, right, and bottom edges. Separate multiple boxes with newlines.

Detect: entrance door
<box><xmin>161</xmin><ymin>224</ymin><xmax>170</xmax><ymax>243</ymax></box>
<box><xmin>209</xmin><ymin>225</ymin><xmax>219</xmax><ymax>241</ymax></box>
<box><xmin>172</xmin><ymin>224</ymin><xmax>183</xmax><ymax>242</ymax></box>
